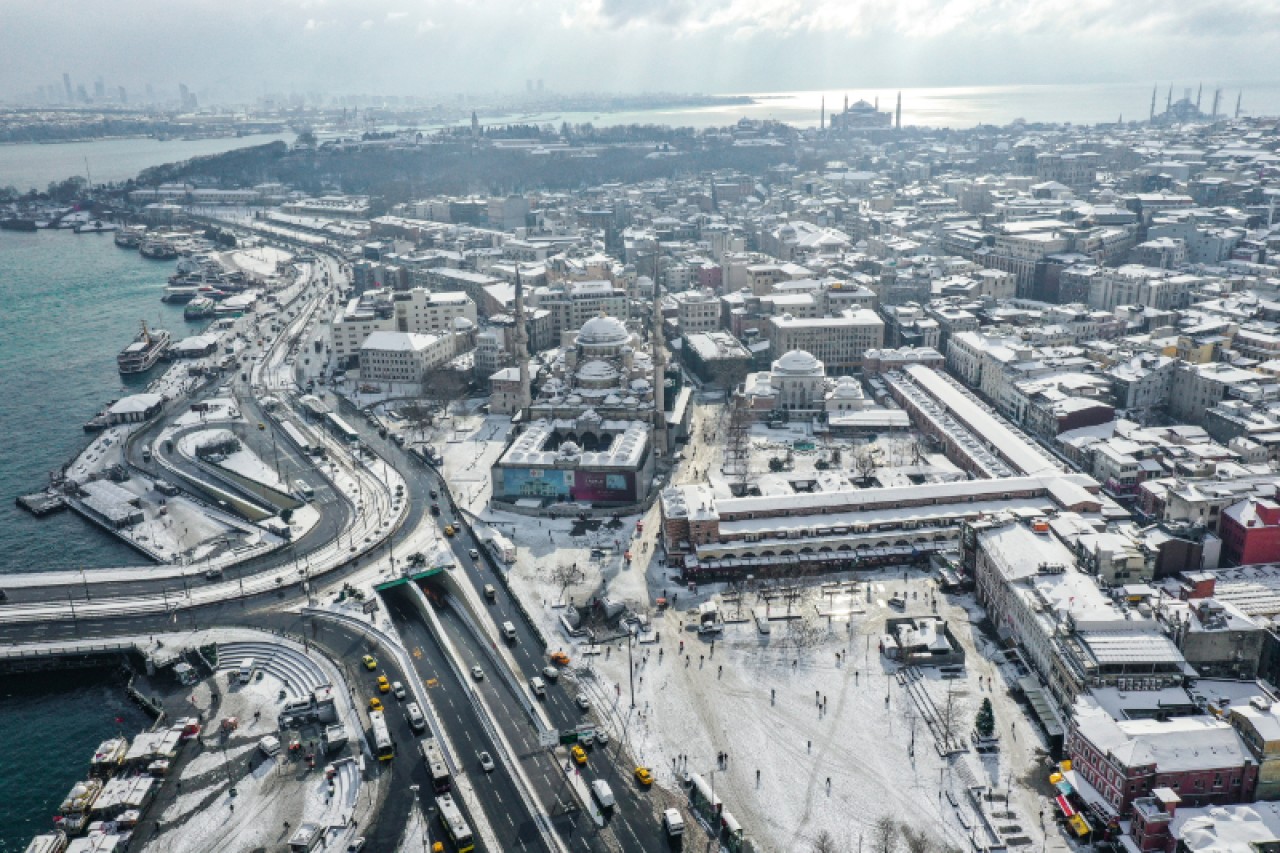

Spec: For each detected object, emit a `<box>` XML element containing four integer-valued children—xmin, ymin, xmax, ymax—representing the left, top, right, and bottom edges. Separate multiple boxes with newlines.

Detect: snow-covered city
<box><xmin>5</xmin><ymin>33</ymin><xmax>1280</xmax><ymax>853</ymax></box>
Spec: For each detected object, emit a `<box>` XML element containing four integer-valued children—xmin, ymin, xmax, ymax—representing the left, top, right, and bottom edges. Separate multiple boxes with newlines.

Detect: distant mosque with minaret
<box><xmin>825</xmin><ymin>93</ymin><xmax>901</xmax><ymax>131</ymax></box>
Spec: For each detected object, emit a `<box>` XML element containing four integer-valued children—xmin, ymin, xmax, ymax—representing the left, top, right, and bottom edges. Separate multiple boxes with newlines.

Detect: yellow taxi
<box><xmin>550</xmin><ymin>651</ymin><xmax>571</xmax><ymax>666</ymax></box>
<box><xmin>444</xmin><ymin>524</ymin><xmax>456</xmax><ymax>537</ymax></box>
<box><xmin>634</xmin><ymin>766</ymin><xmax>653</xmax><ymax>786</ymax></box>
<box><xmin>377</xmin><ymin>675</ymin><xmax>390</xmax><ymax>693</ymax></box>
<box><xmin>361</xmin><ymin>655</ymin><xmax>377</xmax><ymax>670</ymax></box>
<box><xmin>571</xmin><ymin>745</ymin><xmax>587</xmax><ymax>766</ymax></box>
<box><xmin>369</xmin><ymin>697</ymin><xmax>383</xmax><ymax>711</ymax></box>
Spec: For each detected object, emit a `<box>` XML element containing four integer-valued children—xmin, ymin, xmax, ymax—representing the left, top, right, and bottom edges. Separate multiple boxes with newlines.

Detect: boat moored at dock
<box><xmin>116</xmin><ymin>322</ymin><xmax>171</xmax><ymax>374</ymax></box>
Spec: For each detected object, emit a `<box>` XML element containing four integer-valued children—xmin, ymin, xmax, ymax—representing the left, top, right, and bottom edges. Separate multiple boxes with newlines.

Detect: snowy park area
<box><xmin>447</xmin><ymin>403</ymin><xmax>1067</xmax><ymax>853</ymax></box>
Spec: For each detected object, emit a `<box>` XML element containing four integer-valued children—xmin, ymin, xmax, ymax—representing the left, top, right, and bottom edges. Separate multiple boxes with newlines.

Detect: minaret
<box><xmin>874</xmin><ymin>96</ymin><xmax>879</xmax><ymax>111</ymax></box>
<box><xmin>895</xmin><ymin>91</ymin><xmax>902</xmax><ymax>130</ymax></box>
<box><xmin>1149</xmin><ymin>85</ymin><xmax>1157</xmax><ymax>122</ymax></box>
<box><xmin>1236</xmin><ymin>91</ymin><xmax>1243</xmax><ymax>119</ymax></box>
<box><xmin>1211</xmin><ymin>87</ymin><xmax>1221</xmax><ymax>121</ymax></box>
<box><xmin>820</xmin><ymin>96</ymin><xmax>825</xmax><ymax>130</ymax></box>
<box><xmin>470</xmin><ymin>110</ymin><xmax>479</xmax><ymax>140</ymax></box>
<box><xmin>513</xmin><ymin>266</ymin><xmax>531</xmax><ymax>411</ymax></box>
<box><xmin>649</xmin><ymin>255</ymin><xmax>668</xmax><ymax>457</ymax></box>
<box><xmin>1195</xmin><ymin>83</ymin><xmax>1202</xmax><ymax>112</ymax></box>
<box><xmin>843</xmin><ymin>93</ymin><xmax>848</xmax><ymax>113</ymax></box>
<box><xmin>1167</xmin><ymin>85</ymin><xmax>1172</xmax><ymax>112</ymax></box>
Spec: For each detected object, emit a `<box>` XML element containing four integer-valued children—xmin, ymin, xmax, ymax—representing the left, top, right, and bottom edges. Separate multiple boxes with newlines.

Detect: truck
<box><xmin>662</xmin><ymin>808</ymin><xmax>685</xmax><ymax>837</ymax></box>
<box><xmin>321</xmin><ymin>724</ymin><xmax>348</xmax><ymax>753</ymax></box>
<box><xmin>590</xmin><ymin>779</ymin><xmax>615</xmax><ymax>810</ymax></box>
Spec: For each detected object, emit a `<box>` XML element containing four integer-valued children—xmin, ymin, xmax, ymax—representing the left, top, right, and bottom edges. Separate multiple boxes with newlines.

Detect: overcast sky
<box><xmin>3</xmin><ymin>0</ymin><xmax>1277</xmax><ymax>102</ymax></box>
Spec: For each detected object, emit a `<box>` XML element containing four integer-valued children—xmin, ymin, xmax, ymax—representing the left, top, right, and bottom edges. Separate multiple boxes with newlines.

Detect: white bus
<box><xmin>435</xmin><ymin>793</ymin><xmax>474</xmax><ymax>852</ymax></box>
<box><xmin>369</xmin><ymin>710</ymin><xmax>394</xmax><ymax>762</ymax></box>
<box><xmin>293</xmin><ymin>480</ymin><xmax>314</xmax><ymax>502</ymax></box>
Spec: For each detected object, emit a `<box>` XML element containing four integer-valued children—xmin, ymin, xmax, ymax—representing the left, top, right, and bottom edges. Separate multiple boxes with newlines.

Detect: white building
<box><xmin>331</xmin><ymin>288</ymin><xmax>477</xmax><ymax>362</ymax></box>
<box><xmin>768</xmin><ymin>310</ymin><xmax>885</xmax><ymax>374</ymax></box>
<box><xmin>358</xmin><ymin>331</ymin><xmax>456</xmax><ymax>384</ymax></box>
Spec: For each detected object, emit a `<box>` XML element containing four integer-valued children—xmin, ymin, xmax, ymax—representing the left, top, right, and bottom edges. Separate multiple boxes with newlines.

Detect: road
<box><xmin>383</xmin><ymin>586</ymin><xmax>552</xmax><ymax>853</ymax></box>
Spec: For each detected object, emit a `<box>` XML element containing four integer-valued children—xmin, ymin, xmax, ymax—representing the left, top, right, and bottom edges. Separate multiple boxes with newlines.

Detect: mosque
<box><xmin>490</xmin><ymin>313</ymin><xmax>686</xmax><ymax>508</ymax></box>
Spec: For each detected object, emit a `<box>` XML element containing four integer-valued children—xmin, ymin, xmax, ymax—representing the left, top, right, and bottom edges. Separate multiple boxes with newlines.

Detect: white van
<box><xmin>238</xmin><ymin>658</ymin><xmax>255</xmax><ymax>683</ymax></box>
<box><xmin>529</xmin><ymin>676</ymin><xmax>546</xmax><ymax>697</ymax></box>
<box><xmin>501</xmin><ymin>621</ymin><xmax>517</xmax><ymax>642</ymax></box>
<box><xmin>405</xmin><ymin>702</ymin><xmax>426</xmax><ymax>732</ymax></box>
<box><xmin>258</xmin><ymin>735</ymin><xmax>282</xmax><ymax>757</ymax></box>
<box><xmin>663</xmin><ymin>808</ymin><xmax>685</xmax><ymax>837</ymax></box>
<box><xmin>590</xmin><ymin>779</ymin><xmax>615</xmax><ymax>809</ymax></box>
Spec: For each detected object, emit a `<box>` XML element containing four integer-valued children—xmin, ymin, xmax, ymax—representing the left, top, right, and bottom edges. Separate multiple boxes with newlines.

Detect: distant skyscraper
<box><xmin>471</xmin><ymin>110</ymin><xmax>479</xmax><ymax>140</ymax></box>
<box><xmin>62</xmin><ymin>73</ymin><xmax>72</xmax><ymax>101</ymax></box>
<box><xmin>536</xmin><ymin>79</ymin><xmax>543</xmax><ymax>93</ymax></box>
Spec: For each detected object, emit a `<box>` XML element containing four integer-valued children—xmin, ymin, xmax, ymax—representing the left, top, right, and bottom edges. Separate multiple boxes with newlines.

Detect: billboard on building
<box><xmin>572</xmin><ymin>470</ymin><xmax>635</xmax><ymax>503</ymax></box>
<box><xmin>503</xmin><ymin>467</ymin><xmax>573</xmax><ymax>498</ymax></box>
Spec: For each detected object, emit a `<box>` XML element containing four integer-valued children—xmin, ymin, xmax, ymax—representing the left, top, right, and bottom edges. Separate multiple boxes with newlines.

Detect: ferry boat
<box><xmin>117</xmin><ymin>322</ymin><xmax>171</xmax><ymax>374</ymax></box>
<box><xmin>0</xmin><ymin>217</ymin><xmax>37</xmax><ymax>231</ymax></box>
<box><xmin>184</xmin><ymin>296</ymin><xmax>217</xmax><ymax>319</ymax></box>
<box><xmin>140</xmin><ymin>238</ymin><xmax>178</xmax><ymax>260</ymax></box>
<box><xmin>114</xmin><ymin>227</ymin><xmax>144</xmax><ymax>248</ymax></box>
<box><xmin>162</xmin><ymin>282</ymin><xmax>202</xmax><ymax>303</ymax></box>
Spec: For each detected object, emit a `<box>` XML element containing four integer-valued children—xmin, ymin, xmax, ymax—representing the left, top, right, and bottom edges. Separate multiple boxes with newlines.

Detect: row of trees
<box><xmin>812</xmin><ymin>815</ymin><xmax>962</xmax><ymax>853</ymax></box>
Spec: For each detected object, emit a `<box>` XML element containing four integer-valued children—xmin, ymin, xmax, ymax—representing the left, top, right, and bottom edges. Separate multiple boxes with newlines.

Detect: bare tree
<box><xmin>420</xmin><ymin>366</ymin><xmax>473</xmax><ymax>414</ymax></box>
<box><xmin>873</xmin><ymin>814</ymin><xmax>900</xmax><ymax>853</ymax></box>
<box><xmin>854</xmin><ymin>447</ymin><xmax>879</xmax><ymax>484</ymax></box>
<box><xmin>900</xmin><ymin>823</ymin><xmax>932</xmax><ymax>853</ymax></box>
<box><xmin>812</xmin><ymin>831</ymin><xmax>842</xmax><ymax>853</ymax></box>
<box><xmin>725</xmin><ymin>393</ymin><xmax>754</xmax><ymax>495</ymax></box>
<box><xmin>551</xmin><ymin>562</ymin><xmax>584</xmax><ymax>604</ymax></box>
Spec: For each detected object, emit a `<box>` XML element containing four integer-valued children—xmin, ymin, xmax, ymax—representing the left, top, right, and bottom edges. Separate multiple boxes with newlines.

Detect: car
<box><xmin>362</xmin><ymin>655</ymin><xmax>377</xmax><ymax>670</ymax></box>
<box><xmin>347</xmin><ymin>838</ymin><xmax>366</xmax><ymax>853</ymax></box>
<box><xmin>468</xmin><ymin>548</ymin><xmax>479</xmax><ymax>559</ymax></box>
<box><xmin>635</xmin><ymin>766</ymin><xmax>653</xmax><ymax>786</ymax></box>
<box><xmin>550</xmin><ymin>651</ymin><xmax>570</xmax><ymax>666</ymax></box>
<box><xmin>595</xmin><ymin>730</ymin><xmax>609</xmax><ymax>746</ymax></box>
<box><xmin>478</xmin><ymin>751</ymin><xmax>495</xmax><ymax>772</ymax></box>
<box><xmin>377</xmin><ymin>675</ymin><xmax>390</xmax><ymax>693</ymax></box>
<box><xmin>444</xmin><ymin>525</ymin><xmax>456</xmax><ymax>537</ymax></box>
<box><xmin>392</xmin><ymin>681</ymin><xmax>405</xmax><ymax>699</ymax></box>
<box><xmin>471</xmin><ymin>666</ymin><xmax>484</xmax><ymax>680</ymax></box>
<box><xmin>571</xmin><ymin>745</ymin><xmax>587</xmax><ymax>765</ymax></box>
<box><xmin>429</xmin><ymin>489</ymin><xmax>438</xmax><ymax>499</ymax></box>
<box><xmin>430</xmin><ymin>504</ymin><xmax>440</xmax><ymax>516</ymax></box>
<box><xmin>575</xmin><ymin>694</ymin><xmax>591</xmax><ymax>711</ymax></box>
<box><xmin>542</xmin><ymin>665</ymin><xmax>560</xmax><ymax>681</ymax></box>
<box><xmin>483</xmin><ymin>584</ymin><xmax>496</xmax><ymax>600</ymax></box>
<box><xmin>368</xmin><ymin>697</ymin><xmax>383</xmax><ymax>711</ymax></box>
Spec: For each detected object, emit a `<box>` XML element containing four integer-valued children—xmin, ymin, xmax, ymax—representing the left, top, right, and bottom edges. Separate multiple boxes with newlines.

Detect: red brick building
<box><xmin>1066</xmin><ymin>700</ymin><xmax>1258</xmax><ymax>817</ymax></box>
<box><xmin>1220</xmin><ymin>498</ymin><xmax>1280</xmax><ymax>566</ymax></box>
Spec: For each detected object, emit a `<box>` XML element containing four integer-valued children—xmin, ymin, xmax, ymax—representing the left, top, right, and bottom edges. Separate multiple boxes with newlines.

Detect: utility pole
<box><xmin>626</xmin><ymin>632</ymin><xmax>635</xmax><ymax>709</ymax></box>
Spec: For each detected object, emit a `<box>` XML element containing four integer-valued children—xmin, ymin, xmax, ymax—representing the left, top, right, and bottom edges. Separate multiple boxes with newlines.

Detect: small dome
<box><xmin>577</xmin><ymin>314</ymin><xmax>629</xmax><ymax>346</ymax></box>
<box><xmin>773</xmin><ymin>349</ymin><xmax>823</xmax><ymax>376</ymax></box>
<box><xmin>452</xmin><ymin>316</ymin><xmax>474</xmax><ymax>331</ymax></box>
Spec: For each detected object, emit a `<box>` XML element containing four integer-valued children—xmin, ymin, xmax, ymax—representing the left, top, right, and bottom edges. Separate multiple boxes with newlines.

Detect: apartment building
<box><xmin>768</xmin><ymin>310</ymin><xmax>885</xmax><ymax>374</ymax></box>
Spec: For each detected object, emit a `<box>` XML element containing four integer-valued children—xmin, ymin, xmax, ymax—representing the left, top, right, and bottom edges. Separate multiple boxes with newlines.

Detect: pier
<box><xmin>16</xmin><ymin>491</ymin><xmax>66</xmax><ymax>516</ymax></box>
